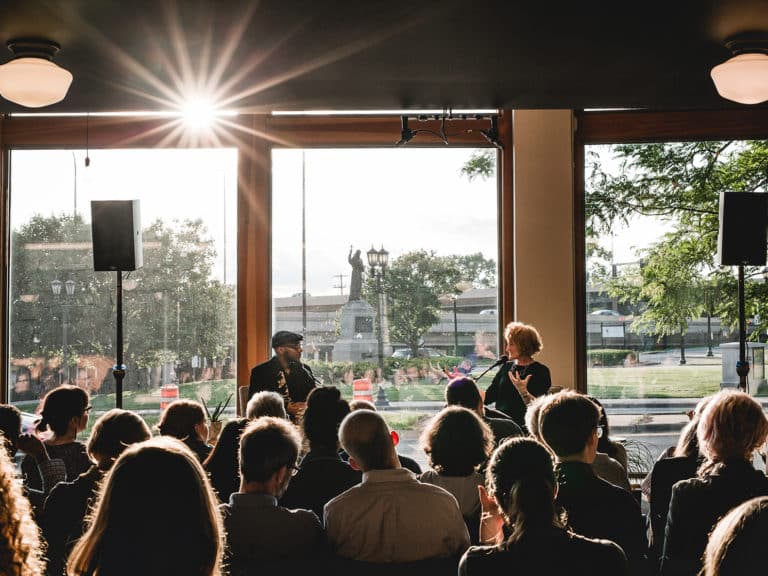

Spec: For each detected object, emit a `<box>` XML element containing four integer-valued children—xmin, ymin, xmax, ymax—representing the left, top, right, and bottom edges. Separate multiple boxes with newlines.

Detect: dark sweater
<box><xmin>21</xmin><ymin>441</ymin><xmax>90</xmax><ymax>491</ymax></box>
<box><xmin>484</xmin><ymin>361</ymin><xmax>550</xmax><ymax>429</ymax></box>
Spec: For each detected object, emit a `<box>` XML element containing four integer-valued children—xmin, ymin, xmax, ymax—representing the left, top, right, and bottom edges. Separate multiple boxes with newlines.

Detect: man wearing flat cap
<box><xmin>248</xmin><ymin>331</ymin><xmax>318</xmax><ymax>419</ymax></box>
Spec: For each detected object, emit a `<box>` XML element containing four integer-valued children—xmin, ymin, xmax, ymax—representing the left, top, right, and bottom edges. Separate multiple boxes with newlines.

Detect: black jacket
<box><xmin>660</xmin><ymin>460</ymin><xmax>768</xmax><ymax>576</ymax></box>
<box><xmin>248</xmin><ymin>356</ymin><xmax>317</xmax><ymax>404</ymax></box>
<box><xmin>484</xmin><ymin>361</ymin><xmax>550</xmax><ymax>429</ymax></box>
<box><xmin>555</xmin><ymin>461</ymin><xmax>646</xmax><ymax>575</ymax></box>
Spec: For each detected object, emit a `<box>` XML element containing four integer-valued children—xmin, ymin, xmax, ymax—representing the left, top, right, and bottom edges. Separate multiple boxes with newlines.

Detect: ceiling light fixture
<box><xmin>711</xmin><ymin>32</ymin><xmax>768</xmax><ymax>105</ymax></box>
<box><xmin>0</xmin><ymin>39</ymin><xmax>73</xmax><ymax>108</ymax></box>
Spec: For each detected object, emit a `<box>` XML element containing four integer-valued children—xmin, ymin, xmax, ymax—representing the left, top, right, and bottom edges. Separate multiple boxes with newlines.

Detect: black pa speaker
<box><xmin>717</xmin><ymin>192</ymin><xmax>768</xmax><ymax>266</ymax></box>
<box><xmin>90</xmin><ymin>200</ymin><xmax>143</xmax><ymax>271</ymax></box>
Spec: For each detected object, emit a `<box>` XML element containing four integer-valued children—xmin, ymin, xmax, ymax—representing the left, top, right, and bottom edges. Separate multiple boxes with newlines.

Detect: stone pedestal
<box><xmin>333</xmin><ymin>300</ymin><xmax>378</xmax><ymax>362</ymax></box>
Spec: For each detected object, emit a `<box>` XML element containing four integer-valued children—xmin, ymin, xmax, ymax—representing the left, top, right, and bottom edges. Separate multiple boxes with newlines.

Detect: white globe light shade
<box><xmin>0</xmin><ymin>57</ymin><xmax>73</xmax><ymax>108</ymax></box>
<box><xmin>711</xmin><ymin>52</ymin><xmax>768</xmax><ymax>105</ymax></box>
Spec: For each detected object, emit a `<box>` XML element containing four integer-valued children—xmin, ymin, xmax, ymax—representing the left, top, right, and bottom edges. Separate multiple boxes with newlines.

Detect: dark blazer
<box><xmin>555</xmin><ymin>461</ymin><xmax>646</xmax><ymax>575</ymax></box>
<box><xmin>459</xmin><ymin>528</ymin><xmax>628</xmax><ymax>576</ymax></box>
<box><xmin>483</xmin><ymin>415</ymin><xmax>523</xmax><ymax>445</ymax></box>
<box><xmin>248</xmin><ymin>356</ymin><xmax>317</xmax><ymax>403</ymax></box>
<box><xmin>660</xmin><ymin>460</ymin><xmax>768</xmax><ymax>576</ymax></box>
<box><xmin>484</xmin><ymin>361</ymin><xmax>550</xmax><ymax>429</ymax></box>
<box><xmin>280</xmin><ymin>447</ymin><xmax>362</xmax><ymax>519</ymax></box>
<box><xmin>42</xmin><ymin>465</ymin><xmax>104</xmax><ymax>576</ymax></box>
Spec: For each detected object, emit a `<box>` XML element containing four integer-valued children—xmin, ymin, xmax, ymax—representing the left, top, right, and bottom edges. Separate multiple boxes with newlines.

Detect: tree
<box><xmin>460</xmin><ymin>150</ymin><xmax>496</xmax><ymax>181</ymax></box>
<box><xmin>365</xmin><ymin>250</ymin><xmax>496</xmax><ymax>357</ymax></box>
<box><xmin>587</xmin><ymin>140</ymin><xmax>768</xmax><ymax>342</ymax></box>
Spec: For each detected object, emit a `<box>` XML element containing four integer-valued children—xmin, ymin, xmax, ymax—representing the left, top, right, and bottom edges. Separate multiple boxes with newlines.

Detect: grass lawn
<box><xmin>587</xmin><ymin>365</ymin><xmax>723</xmax><ymax>398</ymax></box>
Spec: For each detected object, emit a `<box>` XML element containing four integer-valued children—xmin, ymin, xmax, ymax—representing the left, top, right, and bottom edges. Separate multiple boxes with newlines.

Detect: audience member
<box><xmin>0</xmin><ymin>443</ymin><xmax>46</xmax><ymax>576</ymax></box>
<box><xmin>524</xmin><ymin>394</ymin><xmax>549</xmax><ymax>442</ymax></box>
<box><xmin>583</xmin><ymin>397</ymin><xmax>630</xmax><ymax>490</ymax></box>
<box><xmin>67</xmin><ymin>437</ymin><xmax>224</xmax><ymax>576</ymax></box>
<box><xmin>701</xmin><ymin>496</ymin><xmax>768</xmax><ymax>576</ymax></box>
<box><xmin>590</xmin><ymin>396</ymin><xmax>629</xmax><ymax>470</ymax></box>
<box><xmin>459</xmin><ymin>437</ymin><xmax>627</xmax><ymax>576</ymax></box>
<box><xmin>157</xmin><ymin>399</ymin><xmax>212</xmax><ymax>462</ymax></box>
<box><xmin>280</xmin><ymin>386</ymin><xmax>361</xmax><ymax>518</ymax></box>
<box><xmin>21</xmin><ymin>385</ymin><xmax>91</xmax><ymax>491</ymax></box>
<box><xmin>324</xmin><ymin>409</ymin><xmax>470</xmax><ymax>563</ymax></box>
<box><xmin>204</xmin><ymin>390</ymin><xmax>287</xmax><ymax>503</ymax></box>
<box><xmin>0</xmin><ymin>403</ymin><xmax>22</xmax><ymax>456</ymax></box>
<box><xmin>660</xmin><ymin>390</ymin><xmax>768</xmax><ymax>576</ymax></box>
<box><xmin>222</xmin><ymin>416</ymin><xmax>325</xmax><ymax>576</ymax></box>
<box><xmin>42</xmin><ymin>409</ymin><xmax>151</xmax><ymax>576</ymax></box>
<box><xmin>419</xmin><ymin>406</ymin><xmax>494</xmax><ymax>544</ymax></box>
<box><xmin>345</xmin><ymin>400</ymin><xmax>422</xmax><ymax>474</ymax></box>
<box><xmin>484</xmin><ymin>321</ymin><xmax>551</xmax><ymax>429</ymax></box>
<box><xmin>445</xmin><ymin>376</ymin><xmax>523</xmax><ymax>444</ymax></box>
<box><xmin>539</xmin><ymin>391</ymin><xmax>646</xmax><ymax>574</ymax></box>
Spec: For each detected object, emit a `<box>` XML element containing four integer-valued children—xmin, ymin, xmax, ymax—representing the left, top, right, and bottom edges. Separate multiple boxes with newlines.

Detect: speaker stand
<box><xmin>737</xmin><ymin>264</ymin><xmax>749</xmax><ymax>392</ymax></box>
<box><xmin>112</xmin><ymin>271</ymin><xmax>126</xmax><ymax>408</ymax></box>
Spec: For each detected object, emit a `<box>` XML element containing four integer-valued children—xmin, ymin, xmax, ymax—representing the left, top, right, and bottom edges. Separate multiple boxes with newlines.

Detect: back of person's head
<box><xmin>246</xmin><ymin>391</ymin><xmax>287</xmax><ymax>420</ymax></box>
<box><xmin>702</xmin><ymin>496</ymin><xmax>768</xmax><ymax>576</ymax></box>
<box><xmin>674</xmin><ymin>394</ymin><xmax>714</xmax><ymax>458</ymax></box>
<box><xmin>35</xmin><ymin>385</ymin><xmax>89</xmax><ymax>436</ymax></box>
<box><xmin>445</xmin><ymin>377</ymin><xmax>482</xmax><ymax>410</ymax></box>
<box><xmin>487</xmin><ymin>437</ymin><xmax>562</xmax><ymax>543</ymax></box>
<box><xmin>67</xmin><ymin>437</ymin><xmax>223</xmax><ymax>576</ymax></box>
<box><xmin>587</xmin><ymin>395</ymin><xmax>613</xmax><ymax>452</ymax></box>
<box><xmin>239</xmin><ymin>417</ymin><xmax>301</xmax><ymax>484</ymax></box>
<box><xmin>87</xmin><ymin>409</ymin><xmax>152</xmax><ymax>470</ymax></box>
<box><xmin>302</xmin><ymin>386</ymin><xmax>349</xmax><ymax>449</ymax></box>
<box><xmin>0</xmin><ymin>442</ymin><xmax>45</xmax><ymax>576</ymax></box>
<box><xmin>338</xmin><ymin>409</ymin><xmax>395</xmax><ymax>471</ymax></box>
<box><xmin>349</xmin><ymin>399</ymin><xmax>376</xmax><ymax>412</ymax></box>
<box><xmin>697</xmin><ymin>390</ymin><xmax>768</xmax><ymax>465</ymax></box>
<box><xmin>0</xmin><ymin>404</ymin><xmax>22</xmax><ymax>455</ymax></box>
<box><xmin>539</xmin><ymin>391</ymin><xmax>600</xmax><ymax>459</ymax></box>
<box><xmin>525</xmin><ymin>395</ymin><xmax>550</xmax><ymax>442</ymax></box>
<box><xmin>157</xmin><ymin>399</ymin><xmax>206</xmax><ymax>440</ymax></box>
<box><xmin>420</xmin><ymin>406</ymin><xmax>493</xmax><ymax>474</ymax></box>
<box><xmin>504</xmin><ymin>322</ymin><xmax>543</xmax><ymax>356</ymax></box>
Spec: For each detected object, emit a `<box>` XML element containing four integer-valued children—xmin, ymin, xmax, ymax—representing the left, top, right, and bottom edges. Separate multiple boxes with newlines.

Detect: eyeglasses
<box><xmin>283</xmin><ymin>344</ymin><xmax>303</xmax><ymax>351</ymax></box>
<box><xmin>289</xmin><ymin>464</ymin><xmax>300</xmax><ymax>477</ymax></box>
<box><xmin>84</xmin><ymin>405</ymin><xmax>93</xmax><ymax>413</ymax></box>
<box><xmin>596</xmin><ymin>425</ymin><xmax>604</xmax><ymax>439</ymax></box>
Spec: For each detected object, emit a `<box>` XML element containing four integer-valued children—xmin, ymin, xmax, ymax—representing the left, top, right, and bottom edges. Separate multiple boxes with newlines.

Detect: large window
<box><xmin>272</xmin><ymin>148</ymin><xmax>499</xmax><ymax>468</ymax></box>
<box><xmin>8</xmin><ymin>148</ymin><xmax>237</xmax><ymax>431</ymax></box>
<box><xmin>584</xmin><ymin>139</ymin><xmax>768</xmax><ymax>476</ymax></box>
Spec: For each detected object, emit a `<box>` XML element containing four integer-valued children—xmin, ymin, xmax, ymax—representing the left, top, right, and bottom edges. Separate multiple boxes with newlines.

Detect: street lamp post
<box><xmin>51</xmin><ymin>279</ymin><xmax>76</xmax><ymax>384</ymax></box>
<box><xmin>452</xmin><ymin>295</ymin><xmax>459</xmax><ymax>356</ymax></box>
<box><xmin>367</xmin><ymin>245</ymin><xmax>389</xmax><ymax>407</ymax></box>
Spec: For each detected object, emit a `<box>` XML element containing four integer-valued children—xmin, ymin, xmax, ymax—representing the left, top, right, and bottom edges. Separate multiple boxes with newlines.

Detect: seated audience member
<box><xmin>524</xmin><ymin>394</ymin><xmax>549</xmax><ymax>442</ymax></box>
<box><xmin>419</xmin><ymin>406</ymin><xmax>494</xmax><ymax>544</ymax></box>
<box><xmin>324</xmin><ymin>409</ymin><xmax>470</xmax><ymax>563</ymax></box>
<box><xmin>645</xmin><ymin>395</ymin><xmax>711</xmax><ymax>563</ymax></box>
<box><xmin>345</xmin><ymin>401</ymin><xmax>422</xmax><ymax>474</ymax></box>
<box><xmin>67</xmin><ymin>437</ymin><xmax>224</xmax><ymax>576</ymax></box>
<box><xmin>280</xmin><ymin>387</ymin><xmax>361</xmax><ymax>518</ymax></box>
<box><xmin>0</xmin><ymin>443</ymin><xmax>46</xmax><ymax>576</ymax></box>
<box><xmin>459</xmin><ymin>437</ymin><xmax>627</xmax><ymax>576</ymax></box>
<box><xmin>204</xmin><ymin>390</ymin><xmax>287</xmax><ymax>503</ymax></box>
<box><xmin>539</xmin><ymin>391</ymin><xmax>646</xmax><ymax>574</ymax></box>
<box><xmin>590</xmin><ymin>396</ymin><xmax>628</xmax><ymax>471</ymax></box>
<box><xmin>42</xmin><ymin>409</ymin><xmax>151</xmax><ymax>576</ymax></box>
<box><xmin>701</xmin><ymin>496</ymin><xmax>768</xmax><ymax>576</ymax></box>
<box><xmin>157</xmin><ymin>399</ymin><xmax>212</xmax><ymax>462</ymax></box>
<box><xmin>22</xmin><ymin>385</ymin><xmax>91</xmax><ymax>491</ymax></box>
<box><xmin>222</xmin><ymin>417</ymin><xmax>325</xmax><ymax>576</ymax></box>
<box><xmin>660</xmin><ymin>390</ymin><xmax>768</xmax><ymax>576</ymax></box>
<box><xmin>445</xmin><ymin>377</ymin><xmax>523</xmax><ymax>444</ymax></box>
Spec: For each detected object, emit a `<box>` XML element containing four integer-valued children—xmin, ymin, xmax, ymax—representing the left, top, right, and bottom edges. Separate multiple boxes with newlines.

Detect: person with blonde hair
<box><xmin>459</xmin><ymin>437</ymin><xmax>627</xmax><ymax>575</ymax></box>
<box><xmin>67</xmin><ymin>436</ymin><xmax>225</xmax><ymax>576</ymax></box>
<box><xmin>0</xmin><ymin>441</ymin><xmax>45</xmax><ymax>576</ymax></box>
<box><xmin>484</xmin><ymin>321</ymin><xmax>551</xmax><ymax>429</ymax></box>
<box><xmin>701</xmin><ymin>495</ymin><xmax>768</xmax><ymax>576</ymax></box>
<box><xmin>157</xmin><ymin>399</ymin><xmax>212</xmax><ymax>462</ymax></box>
<box><xmin>661</xmin><ymin>390</ymin><xmax>768</xmax><ymax>576</ymax></box>
<box><xmin>42</xmin><ymin>409</ymin><xmax>151</xmax><ymax>576</ymax></box>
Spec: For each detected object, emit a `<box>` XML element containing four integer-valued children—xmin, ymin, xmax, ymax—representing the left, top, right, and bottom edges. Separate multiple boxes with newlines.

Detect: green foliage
<box><xmin>587</xmin><ymin>349</ymin><xmax>635</xmax><ymax>367</ymax></box>
<box><xmin>460</xmin><ymin>150</ymin><xmax>496</xmax><ymax>181</ymax></box>
<box><xmin>201</xmin><ymin>392</ymin><xmax>233</xmax><ymax>422</ymax></box>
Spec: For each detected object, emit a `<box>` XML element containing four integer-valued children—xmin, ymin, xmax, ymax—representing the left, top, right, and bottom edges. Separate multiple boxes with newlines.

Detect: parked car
<box><xmin>590</xmin><ymin>309</ymin><xmax>621</xmax><ymax>317</ymax></box>
<box><xmin>391</xmin><ymin>347</ymin><xmax>445</xmax><ymax>359</ymax></box>
<box><xmin>479</xmin><ymin>309</ymin><xmax>497</xmax><ymax>315</ymax></box>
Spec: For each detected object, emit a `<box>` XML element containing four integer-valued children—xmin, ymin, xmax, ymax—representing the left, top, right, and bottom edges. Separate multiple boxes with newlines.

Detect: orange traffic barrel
<box><xmin>160</xmin><ymin>383</ymin><xmax>179</xmax><ymax>410</ymax></box>
<box><xmin>352</xmin><ymin>378</ymin><xmax>373</xmax><ymax>403</ymax></box>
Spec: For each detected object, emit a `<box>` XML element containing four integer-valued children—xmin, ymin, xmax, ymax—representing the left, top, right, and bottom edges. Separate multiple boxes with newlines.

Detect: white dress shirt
<box><xmin>324</xmin><ymin>467</ymin><xmax>470</xmax><ymax>563</ymax></box>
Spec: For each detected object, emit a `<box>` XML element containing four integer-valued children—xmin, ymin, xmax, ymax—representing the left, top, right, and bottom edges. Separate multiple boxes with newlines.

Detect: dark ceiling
<box><xmin>0</xmin><ymin>0</ymin><xmax>766</xmax><ymax>113</ymax></box>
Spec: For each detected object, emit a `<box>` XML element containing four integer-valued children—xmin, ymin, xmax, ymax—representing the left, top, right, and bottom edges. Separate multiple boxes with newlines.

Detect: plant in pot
<box><xmin>201</xmin><ymin>393</ymin><xmax>233</xmax><ymax>445</ymax></box>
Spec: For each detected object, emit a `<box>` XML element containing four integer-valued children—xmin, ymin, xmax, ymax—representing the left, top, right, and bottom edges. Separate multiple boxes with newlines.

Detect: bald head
<box><xmin>339</xmin><ymin>409</ymin><xmax>398</xmax><ymax>471</ymax></box>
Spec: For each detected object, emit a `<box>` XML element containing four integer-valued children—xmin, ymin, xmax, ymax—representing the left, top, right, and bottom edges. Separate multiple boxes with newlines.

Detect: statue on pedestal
<box><xmin>348</xmin><ymin>246</ymin><xmax>364</xmax><ymax>301</ymax></box>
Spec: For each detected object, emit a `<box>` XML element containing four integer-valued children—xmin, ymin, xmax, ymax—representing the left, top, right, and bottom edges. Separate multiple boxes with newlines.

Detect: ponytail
<box><xmin>504</xmin><ymin>475</ymin><xmax>561</xmax><ymax>543</ymax></box>
<box><xmin>35</xmin><ymin>416</ymin><xmax>49</xmax><ymax>434</ymax></box>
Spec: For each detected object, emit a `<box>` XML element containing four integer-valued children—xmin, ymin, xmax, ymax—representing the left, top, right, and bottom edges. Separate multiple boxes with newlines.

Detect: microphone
<box><xmin>475</xmin><ymin>355</ymin><xmax>509</xmax><ymax>382</ymax></box>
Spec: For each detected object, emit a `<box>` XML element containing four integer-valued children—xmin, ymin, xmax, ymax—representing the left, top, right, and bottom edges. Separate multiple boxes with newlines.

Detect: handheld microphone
<box><xmin>475</xmin><ymin>355</ymin><xmax>509</xmax><ymax>382</ymax></box>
